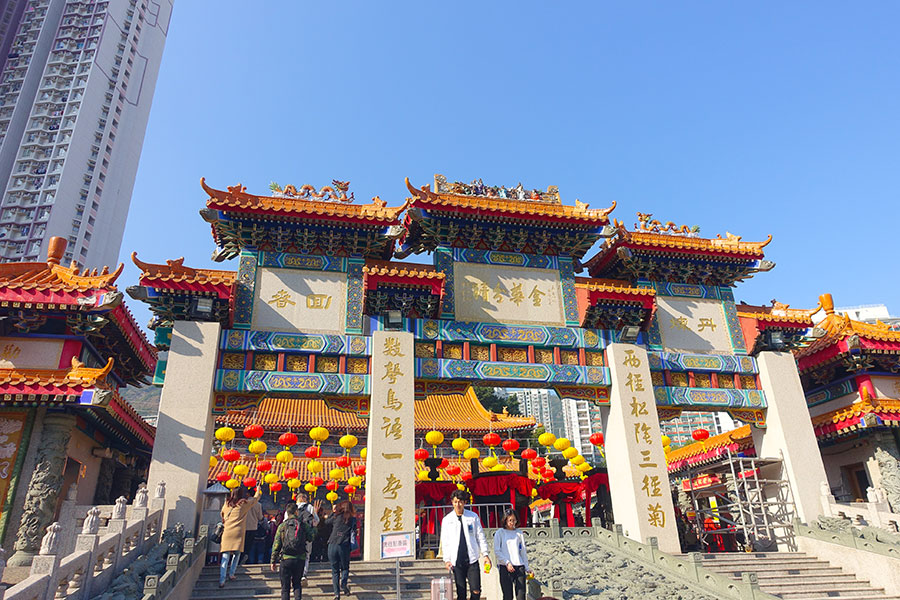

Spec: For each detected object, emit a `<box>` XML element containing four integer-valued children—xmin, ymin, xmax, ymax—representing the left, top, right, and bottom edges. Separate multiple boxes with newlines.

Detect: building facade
<box><xmin>659</xmin><ymin>411</ymin><xmax>730</xmax><ymax>447</ymax></box>
<box><xmin>0</xmin><ymin>0</ymin><xmax>172</xmax><ymax>268</ymax></box>
<box><xmin>510</xmin><ymin>388</ymin><xmax>566</xmax><ymax>438</ymax></box>
<box><xmin>561</xmin><ymin>396</ymin><xmax>603</xmax><ymax>461</ymax></box>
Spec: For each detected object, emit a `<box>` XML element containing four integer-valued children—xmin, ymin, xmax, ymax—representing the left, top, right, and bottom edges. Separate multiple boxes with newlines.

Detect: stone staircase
<box><xmin>700</xmin><ymin>552</ymin><xmax>900</xmax><ymax>600</ymax></box>
<box><xmin>190</xmin><ymin>559</ymin><xmax>451</xmax><ymax>600</ymax></box>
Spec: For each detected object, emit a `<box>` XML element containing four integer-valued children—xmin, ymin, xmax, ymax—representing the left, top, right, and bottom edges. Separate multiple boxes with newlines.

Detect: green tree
<box><xmin>473</xmin><ymin>386</ymin><xmax>520</xmax><ymax>415</ymax></box>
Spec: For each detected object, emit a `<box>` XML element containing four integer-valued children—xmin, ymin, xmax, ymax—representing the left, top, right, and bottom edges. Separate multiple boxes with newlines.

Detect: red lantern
<box><xmin>520</xmin><ymin>448</ymin><xmax>537</xmax><ymax>461</ymax></box>
<box><xmin>326</xmin><ymin>480</ymin><xmax>339</xmax><ymax>492</ymax></box>
<box><xmin>279</xmin><ymin>432</ymin><xmax>298</xmax><ymax>448</ymax></box>
<box><xmin>414</xmin><ymin>448</ymin><xmax>429</xmax><ymax>461</ymax></box>
<box><xmin>502</xmin><ymin>439</ymin><xmax>520</xmax><ymax>455</ymax></box>
<box><xmin>215</xmin><ymin>472</ymin><xmax>229</xmax><ymax>483</ymax></box>
<box><xmin>692</xmin><ymin>429</ymin><xmax>710</xmax><ymax>442</ymax></box>
<box><xmin>304</xmin><ymin>445</ymin><xmax>322</xmax><ymax>459</ymax></box>
<box><xmin>446</xmin><ymin>464</ymin><xmax>461</xmax><ymax>476</ymax></box>
<box><xmin>284</xmin><ymin>468</ymin><xmax>299</xmax><ymax>480</ymax></box>
<box><xmin>589</xmin><ymin>432</ymin><xmax>604</xmax><ymax>447</ymax></box>
<box><xmin>483</xmin><ymin>432</ymin><xmax>501</xmax><ymax>447</ymax></box>
<box><xmin>270</xmin><ymin>482</ymin><xmax>283</xmax><ymax>493</ymax></box>
<box><xmin>243</xmin><ymin>424</ymin><xmax>264</xmax><ymax>439</ymax></box>
<box><xmin>243</xmin><ymin>477</ymin><xmax>257</xmax><ymax>488</ymax></box>
<box><xmin>336</xmin><ymin>455</ymin><xmax>352</xmax><ymax>468</ymax></box>
<box><xmin>460</xmin><ymin>471</ymin><xmax>473</xmax><ymax>482</ymax></box>
<box><xmin>222</xmin><ymin>449</ymin><xmax>241</xmax><ymax>462</ymax></box>
<box><xmin>532</xmin><ymin>457</ymin><xmax>546</xmax><ymax>469</ymax></box>
<box><xmin>541</xmin><ymin>467</ymin><xmax>554</xmax><ymax>478</ymax></box>
<box><xmin>439</xmin><ymin>458</ymin><xmax>449</xmax><ymax>470</ymax></box>
<box><xmin>531</xmin><ymin>467</ymin><xmax>542</xmax><ymax>475</ymax></box>
<box><xmin>257</xmin><ymin>460</ymin><xmax>272</xmax><ymax>473</ymax></box>
<box><xmin>311</xmin><ymin>477</ymin><xmax>324</xmax><ymax>487</ymax></box>
<box><xmin>353</xmin><ymin>465</ymin><xmax>366</xmax><ymax>477</ymax></box>
<box><xmin>344</xmin><ymin>485</ymin><xmax>356</xmax><ymax>495</ymax></box>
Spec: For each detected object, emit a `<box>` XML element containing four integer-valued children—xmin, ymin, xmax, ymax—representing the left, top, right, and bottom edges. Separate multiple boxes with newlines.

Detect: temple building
<box><xmin>0</xmin><ymin>236</ymin><xmax>156</xmax><ymax>566</ymax></box>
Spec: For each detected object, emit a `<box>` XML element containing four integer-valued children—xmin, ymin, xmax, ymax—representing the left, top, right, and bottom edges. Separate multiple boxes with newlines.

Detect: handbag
<box><xmin>349</xmin><ymin>528</ymin><xmax>358</xmax><ymax>551</ymax></box>
<box><xmin>210</xmin><ymin>522</ymin><xmax>224</xmax><ymax>545</ymax></box>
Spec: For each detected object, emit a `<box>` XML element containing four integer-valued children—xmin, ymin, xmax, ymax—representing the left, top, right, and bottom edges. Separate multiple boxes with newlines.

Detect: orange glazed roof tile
<box><xmin>0</xmin><ymin>356</ymin><xmax>114</xmax><ymax>391</ymax></box>
<box><xmin>811</xmin><ymin>398</ymin><xmax>900</xmax><ymax>429</ymax></box>
<box><xmin>218</xmin><ymin>389</ymin><xmax>535</xmax><ymax>433</ymax></box>
<box><xmin>573</xmin><ymin>277</ymin><xmax>656</xmax><ymax>297</ymax></box>
<box><xmin>405</xmin><ymin>177</ymin><xmax>615</xmax><ymax>225</ymax></box>
<box><xmin>0</xmin><ymin>259</ymin><xmax>123</xmax><ymax>293</ymax></box>
<box><xmin>666</xmin><ymin>425</ymin><xmax>753</xmax><ymax>472</ymax></box>
<box><xmin>736</xmin><ymin>300</ymin><xmax>819</xmax><ymax>325</ymax></box>
<box><xmin>795</xmin><ymin>293</ymin><xmax>900</xmax><ymax>360</ymax></box>
<box><xmin>362</xmin><ymin>260</ymin><xmax>445</xmax><ymax>280</ymax></box>
<box><xmin>202</xmin><ymin>178</ymin><xmax>406</xmax><ymax>224</ymax></box>
<box><xmin>131</xmin><ymin>253</ymin><xmax>236</xmax><ymax>288</ymax></box>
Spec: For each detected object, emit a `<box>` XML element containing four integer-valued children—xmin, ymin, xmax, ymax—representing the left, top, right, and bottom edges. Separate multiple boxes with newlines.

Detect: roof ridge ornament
<box><xmin>630</xmin><ymin>212</ymin><xmax>702</xmax><ymax>237</ymax></box>
<box><xmin>268</xmin><ymin>180</ymin><xmax>355</xmax><ymax>203</ymax></box>
<box><xmin>433</xmin><ymin>174</ymin><xmax>561</xmax><ymax>204</ymax></box>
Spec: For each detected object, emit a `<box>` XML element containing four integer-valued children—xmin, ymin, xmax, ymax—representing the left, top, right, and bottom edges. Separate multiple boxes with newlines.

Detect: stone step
<box><xmin>707</xmin><ymin>567</ymin><xmax>846</xmax><ymax>579</ymax></box>
<box><xmin>769</xmin><ymin>588</ymin><xmax>889</xmax><ymax>599</ymax></box>
<box><xmin>701</xmin><ymin>559</ymin><xmax>830</xmax><ymax>569</ymax></box>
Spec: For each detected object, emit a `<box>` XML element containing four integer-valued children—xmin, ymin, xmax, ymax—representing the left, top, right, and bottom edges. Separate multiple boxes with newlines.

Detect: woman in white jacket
<box><xmin>491</xmin><ymin>509</ymin><xmax>534</xmax><ymax>600</ymax></box>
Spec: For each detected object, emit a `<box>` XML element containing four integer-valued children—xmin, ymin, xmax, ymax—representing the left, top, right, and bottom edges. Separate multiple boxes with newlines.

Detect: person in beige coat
<box><xmin>219</xmin><ymin>486</ymin><xmax>262</xmax><ymax>587</ymax></box>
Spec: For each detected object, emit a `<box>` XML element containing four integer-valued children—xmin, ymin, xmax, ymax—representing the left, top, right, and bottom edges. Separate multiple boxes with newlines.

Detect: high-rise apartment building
<box><xmin>561</xmin><ymin>397</ymin><xmax>602</xmax><ymax>461</ymax></box>
<box><xmin>0</xmin><ymin>0</ymin><xmax>172</xmax><ymax>268</ymax></box>
<box><xmin>508</xmin><ymin>389</ymin><xmax>566</xmax><ymax>439</ymax></box>
<box><xmin>659</xmin><ymin>411</ymin><xmax>732</xmax><ymax>447</ymax></box>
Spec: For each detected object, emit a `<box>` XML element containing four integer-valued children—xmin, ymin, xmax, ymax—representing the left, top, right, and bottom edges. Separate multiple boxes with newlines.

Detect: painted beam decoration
<box><xmin>414</xmin><ymin>319</ymin><xmax>609</xmax><ymax>349</ymax></box>
<box><xmin>416</xmin><ymin>358</ymin><xmax>610</xmax><ymax>386</ymax></box>
<box><xmin>647</xmin><ymin>352</ymin><xmax>757</xmax><ymax>374</ymax></box>
<box><xmin>216</xmin><ymin>369</ymin><xmax>369</xmax><ymax>395</ymax></box>
<box><xmin>653</xmin><ymin>386</ymin><xmax>766</xmax><ymax>409</ymax></box>
<box><xmin>222</xmin><ymin>329</ymin><xmax>370</xmax><ymax>355</ymax></box>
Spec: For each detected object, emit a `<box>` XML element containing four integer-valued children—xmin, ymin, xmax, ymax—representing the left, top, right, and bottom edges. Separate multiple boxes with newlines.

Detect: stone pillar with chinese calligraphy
<box><xmin>602</xmin><ymin>343</ymin><xmax>680</xmax><ymax>553</ymax></box>
<box><xmin>363</xmin><ymin>330</ymin><xmax>415</xmax><ymax>561</ymax></box>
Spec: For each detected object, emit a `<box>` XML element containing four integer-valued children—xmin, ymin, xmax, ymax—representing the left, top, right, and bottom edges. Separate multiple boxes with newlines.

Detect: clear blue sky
<box><xmin>122</xmin><ymin>2</ymin><xmax>900</xmax><ymax>331</ymax></box>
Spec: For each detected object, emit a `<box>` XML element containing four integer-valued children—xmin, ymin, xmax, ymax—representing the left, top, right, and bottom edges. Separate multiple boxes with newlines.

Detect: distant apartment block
<box><xmin>508</xmin><ymin>388</ymin><xmax>566</xmax><ymax>439</ymax></box>
<box><xmin>0</xmin><ymin>0</ymin><xmax>172</xmax><ymax>268</ymax></box>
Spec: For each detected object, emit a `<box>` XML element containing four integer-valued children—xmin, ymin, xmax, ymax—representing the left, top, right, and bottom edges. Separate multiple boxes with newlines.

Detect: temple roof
<box><xmin>404</xmin><ymin>176</ymin><xmax>615</xmax><ymax>225</ymax></box>
<box><xmin>574</xmin><ymin>276</ymin><xmax>657</xmax><ymax>330</ymax></box>
<box><xmin>811</xmin><ymin>396</ymin><xmax>900</xmax><ymax>439</ymax></box>
<box><xmin>585</xmin><ymin>216</ymin><xmax>774</xmax><ymax>286</ymax></box>
<box><xmin>132</xmin><ymin>254</ymin><xmax>236</xmax><ymax>297</ymax></box>
<box><xmin>0</xmin><ymin>356</ymin><xmax>114</xmax><ymax>392</ymax></box>
<box><xmin>736</xmin><ymin>300</ymin><xmax>819</xmax><ymax>327</ymax></box>
<box><xmin>217</xmin><ymin>388</ymin><xmax>536</xmax><ymax>433</ymax></box>
<box><xmin>362</xmin><ymin>260</ymin><xmax>446</xmax><ymax>282</ymax></box>
<box><xmin>666</xmin><ymin>424</ymin><xmax>754</xmax><ymax>473</ymax></box>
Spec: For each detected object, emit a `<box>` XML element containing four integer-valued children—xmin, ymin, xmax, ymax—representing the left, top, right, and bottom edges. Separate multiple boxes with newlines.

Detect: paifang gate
<box><xmin>133</xmin><ymin>174</ymin><xmax>827</xmax><ymax>555</ymax></box>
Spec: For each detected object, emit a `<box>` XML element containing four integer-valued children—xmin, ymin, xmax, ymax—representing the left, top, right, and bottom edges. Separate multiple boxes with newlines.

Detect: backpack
<box><xmin>296</xmin><ymin>503</ymin><xmax>316</xmax><ymax>528</ymax></box>
<box><xmin>282</xmin><ymin>518</ymin><xmax>305</xmax><ymax>555</ymax></box>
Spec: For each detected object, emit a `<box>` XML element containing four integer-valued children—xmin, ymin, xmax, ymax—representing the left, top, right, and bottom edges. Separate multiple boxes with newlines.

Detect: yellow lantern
<box><xmin>452</xmin><ymin>437</ymin><xmax>470</xmax><ymax>455</ymax></box>
<box><xmin>309</xmin><ymin>427</ymin><xmax>330</xmax><ymax>445</ymax></box>
<box><xmin>490</xmin><ymin>464</ymin><xmax>506</xmax><ymax>471</ymax></box>
<box><xmin>326</xmin><ymin>491</ymin><xmax>338</xmax><ymax>502</ymax></box>
<box><xmin>530</xmin><ymin>488</ymin><xmax>538</xmax><ymax>497</ymax></box>
<box><xmin>233</xmin><ymin>464</ymin><xmax>249</xmax><ymax>477</ymax></box>
<box><xmin>264</xmin><ymin>473</ymin><xmax>279</xmax><ymax>484</ymax></box>
<box><xmin>425</xmin><ymin>430</ymin><xmax>444</xmax><ymax>448</ymax></box>
<box><xmin>562</xmin><ymin>447</ymin><xmax>578</xmax><ymax>460</ymax></box>
<box><xmin>215</xmin><ymin>426</ymin><xmax>235</xmax><ymax>443</ymax></box>
<box><xmin>418</xmin><ymin>470</ymin><xmax>431</xmax><ymax>481</ymax></box>
<box><xmin>664</xmin><ymin>445</ymin><xmax>672</xmax><ymax>454</ymax></box>
<box><xmin>209</xmin><ymin>455</ymin><xmax>218</xmax><ymax>468</ymax></box>
<box><xmin>483</xmin><ymin>455</ymin><xmax>498</xmax><ymax>468</ymax></box>
<box><xmin>348</xmin><ymin>476</ymin><xmax>362</xmax><ymax>487</ymax></box>
<box><xmin>287</xmin><ymin>478</ymin><xmax>302</xmax><ymax>490</ymax></box>
<box><xmin>661</xmin><ymin>435</ymin><xmax>672</xmax><ymax>447</ymax></box>
<box><xmin>248</xmin><ymin>440</ymin><xmax>267</xmax><ymax>456</ymax></box>
<box><xmin>553</xmin><ymin>438</ymin><xmax>571</xmax><ymax>452</ymax></box>
<box><xmin>276</xmin><ymin>450</ymin><xmax>293</xmax><ymax>464</ymax></box>
<box><xmin>457</xmin><ymin>483</ymin><xmax>466</xmax><ymax>491</ymax></box>
<box><xmin>304</xmin><ymin>483</ymin><xmax>316</xmax><ymax>493</ymax></box>
<box><xmin>225</xmin><ymin>478</ymin><xmax>239</xmax><ymax>489</ymax></box>
<box><xmin>463</xmin><ymin>448</ymin><xmax>480</xmax><ymax>460</ymax></box>
<box><xmin>329</xmin><ymin>468</ymin><xmax>344</xmax><ymax>481</ymax></box>
<box><xmin>339</xmin><ymin>434</ymin><xmax>358</xmax><ymax>452</ymax></box>
<box><xmin>571</xmin><ymin>455</ymin><xmax>585</xmax><ymax>466</ymax></box>
<box><xmin>307</xmin><ymin>460</ymin><xmax>323</xmax><ymax>474</ymax></box>
<box><xmin>360</xmin><ymin>448</ymin><xmax>367</xmax><ymax>460</ymax></box>
<box><xmin>538</xmin><ymin>432</ymin><xmax>556</xmax><ymax>447</ymax></box>
<box><xmin>577</xmin><ymin>462</ymin><xmax>591</xmax><ymax>473</ymax></box>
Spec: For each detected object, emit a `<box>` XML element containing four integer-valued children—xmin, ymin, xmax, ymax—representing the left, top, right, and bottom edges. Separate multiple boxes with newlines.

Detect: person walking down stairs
<box><xmin>219</xmin><ymin>486</ymin><xmax>262</xmax><ymax>588</ymax></box>
<box><xmin>272</xmin><ymin>502</ymin><xmax>317</xmax><ymax>600</ymax></box>
<box><xmin>324</xmin><ymin>500</ymin><xmax>358</xmax><ymax>600</ymax></box>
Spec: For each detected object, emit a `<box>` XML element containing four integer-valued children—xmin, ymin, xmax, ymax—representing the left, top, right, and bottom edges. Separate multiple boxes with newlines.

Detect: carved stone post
<box><xmin>76</xmin><ymin>507</ymin><xmax>101</xmax><ymax>598</ymax></box>
<box><xmin>8</xmin><ymin>412</ymin><xmax>75</xmax><ymax>567</ymax></box>
<box><xmin>92</xmin><ymin>458</ymin><xmax>117</xmax><ymax>505</ymax></box>
<box><xmin>110</xmin><ymin>463</ymin><xmax>136</xmax><ymax>502</ymax></box>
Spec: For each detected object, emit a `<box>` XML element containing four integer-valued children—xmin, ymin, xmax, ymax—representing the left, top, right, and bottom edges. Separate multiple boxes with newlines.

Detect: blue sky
<box><xmin>122</xmin><ymin>2</ymin><xmax>900</xmax><ymax>331</ymax></box>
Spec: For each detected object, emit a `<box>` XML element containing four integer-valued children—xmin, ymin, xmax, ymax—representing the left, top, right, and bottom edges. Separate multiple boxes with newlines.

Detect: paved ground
<box><xmin>526</xmin><ymin>539</ymin><xmax>719</xmax><ymax>600</ymax></box>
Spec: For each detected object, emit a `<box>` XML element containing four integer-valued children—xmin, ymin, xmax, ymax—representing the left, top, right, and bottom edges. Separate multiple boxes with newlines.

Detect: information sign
<box><xmin>380</xmin><ymin>531</ymin><xmax>414</xmax><ymax>560</ymax></box>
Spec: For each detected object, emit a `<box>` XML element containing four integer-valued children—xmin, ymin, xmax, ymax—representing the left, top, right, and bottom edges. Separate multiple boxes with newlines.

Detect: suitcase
<box><xmin>431</xmin><ymin>576</ymin><xmax>452</xmax><ymax>600</ymax></box>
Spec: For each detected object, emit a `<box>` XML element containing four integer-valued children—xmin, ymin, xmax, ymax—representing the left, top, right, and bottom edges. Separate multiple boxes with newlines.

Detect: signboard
<box><xmin>681</xmin><ymin>474</ymin><xmax>721</xmax><ymax>491</ymax></box>
<box><xmin>251</xmin><ymin>267</ymin><xmax>347</xmax><ymax>334</ymax></box>
<box><xmin>452</xmin><ymin>262</ymin><xmax>565</xmax><ymax>327</ymax></box>
<box><xmin>0</xmin><ymin>338</ymin><xmax>64</xmax><ymax>370</ymax></box>
<box><xmin>656</xmin><ymin>297</ymin><xmax>734</xmax><ymax>354</ymax></box>
<box><xmin>380</xmin><ymin>531</ymin><xmax>414</xmax><ymax>560</ymax></box>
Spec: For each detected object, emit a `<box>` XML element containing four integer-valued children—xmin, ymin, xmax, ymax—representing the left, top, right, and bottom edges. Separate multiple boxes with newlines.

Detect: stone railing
<box><xmin>820</xmin><ymin>481</ymin><xmax>900</xmax><ymax>532</ymax></box>
<box><xmin>3</xmin><ymin>483</ymin><xmax>165</xmax><ymax>600</ymax></box>
<box><xmin>139</xmin><ymin>525</ymin><xmax>209</xmax><ymax>600</ymax></box>
<box><xmin>483</xmin><ymin>520</ymin><xmax>776</xmax><ymax>600</ymax></box>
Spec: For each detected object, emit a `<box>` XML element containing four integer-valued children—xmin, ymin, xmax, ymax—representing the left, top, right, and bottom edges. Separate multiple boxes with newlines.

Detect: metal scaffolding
<box><xmin>682</xmin><ymin>449</ymin><xmax>797</xmax><ymax>552</ymax></box>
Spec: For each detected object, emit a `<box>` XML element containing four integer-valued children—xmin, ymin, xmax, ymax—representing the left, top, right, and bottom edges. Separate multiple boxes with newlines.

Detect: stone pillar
<box><xmin>363</xmin><ymin>331</ymin><xmax>414</xmax><ymax>561</ymax></box>
<box><xmin>8</xmin><ymin>412</ymin><xmax>75</xmax><ymax>567</ymax></box>
<box><xmin>147</xmin><ymin>320</ymin><xmax>221</xmax><ymax>532</ymax></box>
<box><xmin>92</xmin><ymin>457</ymin><xmax>117</xmax><ymax>505</ymax></box>
<box><xmin>751</xmin><ymin>351</ymin><xmax>828</xmax><ymax>524</ymax></box>
<box><xmin>602</xmin><ymin>343</ymin><xmax>680</xmax><ymax>553</ymax></box>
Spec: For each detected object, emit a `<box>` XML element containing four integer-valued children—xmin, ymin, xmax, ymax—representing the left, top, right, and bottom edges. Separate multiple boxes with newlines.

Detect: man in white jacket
<box><xmin>440</xmin><ymin>489</ymin><xmax>491</xmax><ymax>600</ymax></box>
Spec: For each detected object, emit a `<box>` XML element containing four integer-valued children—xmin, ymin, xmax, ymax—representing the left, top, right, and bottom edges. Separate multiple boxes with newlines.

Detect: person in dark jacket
<box><xmin>324</xmin><ymin>500</ymin><xmax>357</xmax><ymax>599</ymax></box>
<box><xmin>271</xmin><ymin>502</ymin><xmax>316</xmax><ymax>600</ymax></box>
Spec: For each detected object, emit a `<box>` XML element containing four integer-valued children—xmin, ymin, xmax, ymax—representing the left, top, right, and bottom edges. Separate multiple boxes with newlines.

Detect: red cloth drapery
<box><xmin>539</xmin><ymin>473</ymin><xmax>611</xmax><ymax>527</ymax></box>
<box><xmin>467</xmin><ymin>473</ymin><xmax>533</xmax><ymax>498</ymax></box>
<box><xmin>415</xmin><ymin>481</ymin><xmax>458</xmax><ymax>504</ymax></box>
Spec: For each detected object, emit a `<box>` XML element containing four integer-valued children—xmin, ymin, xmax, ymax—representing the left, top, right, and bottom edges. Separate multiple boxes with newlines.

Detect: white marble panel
<box><xmin>251</xmin><ymin>267</ymin><xmax>347</xmax><ymax>334</ymax></box>
<box><xmin>453</xmin><ymin>262</ymin><xmax>564</xmax><ymax>326</ymax></box>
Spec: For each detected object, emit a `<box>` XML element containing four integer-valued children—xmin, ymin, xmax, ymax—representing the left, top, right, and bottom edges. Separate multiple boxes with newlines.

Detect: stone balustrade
<box><xmin>140</xmin><ymin>525</ymin><xmax>209</xmax><ymax>600</ymax></box>
<box><xmin>2</xmin><ymin>483</ymin><xmax>166</xmax><ymax>600</ymax></box>
<box><xmin>820</xmin><ymin>481</ymin><xmax>900</xmax><ymax>531</ymax></box>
